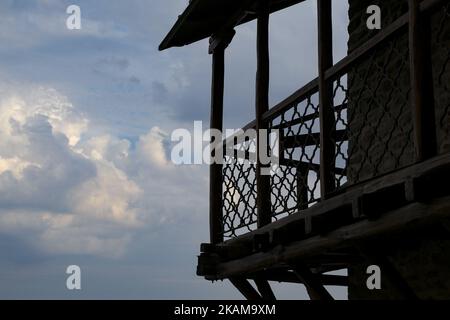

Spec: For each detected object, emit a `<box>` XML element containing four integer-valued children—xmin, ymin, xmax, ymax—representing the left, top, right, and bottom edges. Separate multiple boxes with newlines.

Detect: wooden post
<box><xmin>256</xmin><ymin>0</ymin><xmax>272</xmax><ymax>228</ymax></box>
<box><xmin>408</xmin><ymin>0</ymin><xmax>437</xmax><ymax>162</ymax></box>
<box><xmin>317</xmin><ymin>0</ymin><xmax>336</xmax><ymax>198</ymax></box>
<box><xmin>209</xmin><ymin>30</ymin><xmax>235</xmax><ymax>244</ymax></box>
<box><xmin>297</xmin><ymin>166</ymin><xmax>309</xmax><ymax>210</ymax></box>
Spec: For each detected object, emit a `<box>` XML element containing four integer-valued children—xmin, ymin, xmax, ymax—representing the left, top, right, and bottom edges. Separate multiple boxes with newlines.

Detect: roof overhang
<box><xmin>159</xmin><ymin>0</ymin><xmax>305</xmax><ymax>51</ymax></box>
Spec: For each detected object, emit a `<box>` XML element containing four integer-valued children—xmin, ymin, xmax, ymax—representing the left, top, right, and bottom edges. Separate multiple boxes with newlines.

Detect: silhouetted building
<box><xmin>160</xmin><ymin>0</ymin><xmax>450</xmax><ymax>300</ymax></box>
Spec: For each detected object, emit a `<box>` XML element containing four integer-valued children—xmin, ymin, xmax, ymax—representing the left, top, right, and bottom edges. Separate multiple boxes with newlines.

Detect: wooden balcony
<box><xmin>160</xmin><ymin>0</ymin><xmax>450</xmax><ymax>300</ymax></box>
<box><xmin>196</xmin><ymin>0</ymin><xmax>450</xmax><ymax>300</ymax></box>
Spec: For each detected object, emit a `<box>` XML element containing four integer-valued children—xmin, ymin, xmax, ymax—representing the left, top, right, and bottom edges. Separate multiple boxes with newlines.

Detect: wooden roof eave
<box><xmin>159</xmin><ymin>0</ymin><xmax>306</xmax><ymax>51</ymax></box>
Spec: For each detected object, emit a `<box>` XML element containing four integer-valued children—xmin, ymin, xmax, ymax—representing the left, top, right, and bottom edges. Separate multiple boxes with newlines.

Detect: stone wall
<box><xmin>346</xmin><ymin>0</ymin><xmax>450</xmax><ymax>300</ymax></box>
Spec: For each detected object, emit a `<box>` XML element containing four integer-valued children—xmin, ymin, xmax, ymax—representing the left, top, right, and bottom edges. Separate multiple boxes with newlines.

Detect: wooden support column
<box><xmin>256</xmin><ymin>0</ymin><xmax>272</xmax><ymax>228</ymax></box>
<box><xmin>293</xmin><ymin>265</ymin><xmax>334</xmax><ymax>301</ymax></box>
<box><xmin>254</xmin><ymin>279</ymin><xmax>277</xmax><ymax>301</ymax></box>
<box><xmin>229</xmin><ymin>278</ymin><xmax>263</xmax><ymax>301</ymax></box>
<box><xmin>409</xmin><ymin>0</ymin><xmax>437</xmax><ymax>162</ymax></box>
<box><xmin>209</xmin><ymin>30</ymin><xmax>235</xmax><ymax>244</ymax></box>
<box><xmin>317</xmin><ymin>0</ymin><xmax>336</xmax><ymax>198</ymax></box>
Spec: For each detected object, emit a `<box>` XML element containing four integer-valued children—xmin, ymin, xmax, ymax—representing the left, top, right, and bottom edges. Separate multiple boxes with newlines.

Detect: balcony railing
<box><xmin>211</xmin><ymin>0</ymin><xmax>449</xmax><ymax>242</ymax></box>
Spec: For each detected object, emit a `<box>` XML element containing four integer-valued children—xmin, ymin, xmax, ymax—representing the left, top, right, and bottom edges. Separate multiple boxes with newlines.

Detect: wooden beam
<box><xmin>255</xmin><ymin>0</ymin><xmax>272</xmax><ymax>228</ymax></box>
<box><xmin>209</xmin><ymin>31</ymin><xmax>235</xmax><ymax>244</ymax></box>
<box><xmin>408</xmin><ymin>0</ymin><xmax>437</xmax><ymax>162</ymax></box>
<box><xmin>317</xmin><ymin>0</ymin><xmax>336</xmax><ymax>198</ymax></box>
<box><xmin>229</xmin><ymin>278</ymin><xmax>263</xmax><ymax>301</ymax></box>
<box><xmin>254</xmin><ymin>279</ymin><xmax>277</xmax><ymax>301</ymax></box>
<box><xmin>293</xmin><ymin>265</ymin><xmax>334</xmax><ymax>300</ymax></box>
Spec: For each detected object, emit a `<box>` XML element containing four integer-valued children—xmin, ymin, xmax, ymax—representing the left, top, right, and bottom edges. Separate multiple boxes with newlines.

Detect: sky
<box><xmin>0</xmin><ymin>0</ymin><xmax>349</xmax><ymax>299</ymax></box>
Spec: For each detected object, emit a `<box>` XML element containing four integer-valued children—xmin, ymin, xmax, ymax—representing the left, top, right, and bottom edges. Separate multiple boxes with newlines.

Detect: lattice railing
<box><xmin>219</xmin><ymin>0</ymin><xmax>448</xmax><ymax>239</ymax></box>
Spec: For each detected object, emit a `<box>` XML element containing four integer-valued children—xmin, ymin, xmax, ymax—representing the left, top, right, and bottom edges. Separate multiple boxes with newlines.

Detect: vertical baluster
<box><xmin>318</xmin><ymin>0</ymin><xmax>336</xmax><ymax>199</ymax></box>
<box><xmin>209</xmin><ymin>31</ymin><xmax>235</xmax><ymax>244</ymax></box>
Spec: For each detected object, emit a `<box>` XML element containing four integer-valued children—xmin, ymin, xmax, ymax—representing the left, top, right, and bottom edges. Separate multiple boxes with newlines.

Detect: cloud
<box><xmin>0</xmin><ymin>84</ymin><xmax>207</xmax><ymax>258</ymax></box>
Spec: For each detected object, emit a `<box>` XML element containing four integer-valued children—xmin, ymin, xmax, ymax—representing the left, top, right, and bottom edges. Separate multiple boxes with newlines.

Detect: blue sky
<box><xmin>0</xmin><ymin>0</ymin><xmax>349</xmax><ymax>299</ymax></box>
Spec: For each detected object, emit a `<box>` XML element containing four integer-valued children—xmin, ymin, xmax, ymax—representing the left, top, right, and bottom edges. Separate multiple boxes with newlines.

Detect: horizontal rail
<box><xmin>222</xmin><ymin>120</ymin><xmax>256</xmax><ymax>148</ymax></box>
<box><xmin>210</xmin><ymin>154</ymin><xmax>450</xmax><ymax>278</ymax></box>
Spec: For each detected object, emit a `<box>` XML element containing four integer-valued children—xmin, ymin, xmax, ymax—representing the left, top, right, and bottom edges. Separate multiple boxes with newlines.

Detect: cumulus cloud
<box><xmin>0</xmin><ymin>83</ymin><xmax>207</xmax><ymax>258</ymax></box>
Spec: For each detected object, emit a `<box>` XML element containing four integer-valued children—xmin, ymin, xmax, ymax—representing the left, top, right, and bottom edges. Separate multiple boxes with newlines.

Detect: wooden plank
<box><xmin>229</xmin><ymin>278</ymin><xmax>262</xmax><ymax>301</ymax></box>
<box><xmin>317</xmin><ymin>0</ymin><xmax>336</xmax><ymax>198</ymax></box>
<box><xmin>255</xmin><ymin>0</ymin><xmax>272</xmax><ymax>228</ymax></box>
<box><xmin>293</xmin><ymin>265</ymin><xmax>334</xmax><ymax>300</ymax></box>
<box><xmin>254</xmin><ymin>279</ymin><xmax>277</xmax><ymax>301</ymax></box>
<box><xmin>408</xmin><ymin>0</ymin><xmax>437</xmax><ymax>162</ymax></box>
